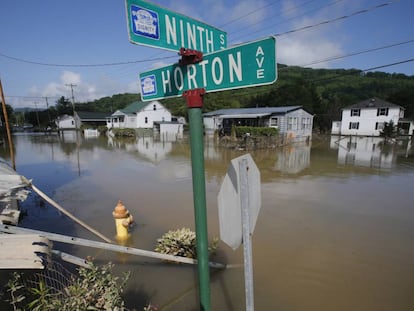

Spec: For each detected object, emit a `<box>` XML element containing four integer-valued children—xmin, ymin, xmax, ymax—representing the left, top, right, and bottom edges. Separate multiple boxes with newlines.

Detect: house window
<box><xmin>288</xmin><ymin>117</ymin><xmax>298</xmax><ymax>130</ymax></box>
<box><xmin>293</xmin><ymin>117</ymin><xmax>298</xmax><ymax>130</ymax></box>
<box><xmin>119</xmin><ymin>116</ymin><xmax>124</xmax><ymax>123</ymax></box>
<box><xmin>301</xmin><ymin>118</ymin><xmax>311</xmax><ymax>130</ymax></box>
<box><xmin>349</xmin><ymin>122</ymin><xmax>359</xmax><ymax>129</ymax></box>
<box><xmin>351</xmin><ymin>109</ymin><xmax>360</xmax><ymax>116</ymax></box>
<box><xmin>153</xmin><ymin>104</ymin><xmax>157</xmax><ymax>111</ymax></box>
<box><xmin>375</xmin><ymin>122</ymin><xmax>385</xmax><ymax>130</ymax></box>
<box><xmin>71</xmin><ymin>120</ymin><xmax>74</xmax><ymax>125</ymax></box>
<box><xmin>145</xmin><ymin>117</ymin><xmax>148</xmax><ymax>124</ymax></box>
<box><xmin>270</xmin><ymin>118</ymin><xmax>278</xmax><ymax>126</ymax></box>
<box><xmin>377</xmin><ymin>108</ymin><xmax>389</xmax><ymax>116</ymax></box>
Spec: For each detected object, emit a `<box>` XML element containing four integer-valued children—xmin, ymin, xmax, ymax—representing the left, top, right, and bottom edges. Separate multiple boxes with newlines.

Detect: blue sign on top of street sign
<box><xmin>139</xmin><ymin>36</ymin><xmax>277</xmax><ymax>101</ymax></box>
<box><xmin>125</xmin><ymin>0</ymin><xmax>227</xmax><ymax>53</ymax></box>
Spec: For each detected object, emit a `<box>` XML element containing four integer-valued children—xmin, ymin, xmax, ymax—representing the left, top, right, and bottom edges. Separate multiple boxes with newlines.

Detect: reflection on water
<box><xmin>2</xmin><ymin>133</ymin><xmax>414</xmax><ymax>311</ymax></box>
<box><xmin>275</xmin><ymin>143</ymin><xmax>311</xmax><ymax>174</ymax></box>
<box><xmin>330</xmin><ymin>135</ymin><xmax>413</xmax><ymax>169</ymax></box>
<box><xmin>108</xmin><ymin>135</ymin><xmax>174</xmax><ymax>163</ymax></box>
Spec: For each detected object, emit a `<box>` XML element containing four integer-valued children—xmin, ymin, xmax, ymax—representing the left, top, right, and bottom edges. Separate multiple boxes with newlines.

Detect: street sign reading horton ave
<box><xmin>139</xmin><ymin>36</ymin><xmax>277</xmax><ymax>101</ymax></box>
<box><xmin>125</xmin><ymin>0</ymin><xmax>227</xmax><ymax>53</ymax></box>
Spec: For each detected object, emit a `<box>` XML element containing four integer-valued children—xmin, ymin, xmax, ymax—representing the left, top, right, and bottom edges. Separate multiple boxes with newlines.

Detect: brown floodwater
<box><xmin>2</xmin><ymin>133</ymin><xmax>414</xmax><ymax>310</ymax></box>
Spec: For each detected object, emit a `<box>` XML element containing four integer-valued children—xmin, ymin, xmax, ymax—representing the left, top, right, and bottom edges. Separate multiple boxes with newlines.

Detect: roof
<box><xmin>203</xmin><ymin>106</ymin><xmax>304</xmax><ymax>117</ymax></box>
<box><xmin>76</xmin><ymin>111</ymin><xmax>111</xmax><ymax>120</ymax></box>
<box><xmin>344</xmin><ymin>98</ymin><xmax>404</xmax><ymax>110</ymax></box>
<box><xmin>218</xmin><ymin>113</ymin><xmax>271</xmax><ymax>118</ymax></box>
<box><xmin>57</xmin><ymin>114</ymin><xmax>74</xmax><ymax>121</ymax></box>
<box><xmin>121</xmin><ymin>101</ymin><xmax>152</xmax><ymax>114</ymax></box>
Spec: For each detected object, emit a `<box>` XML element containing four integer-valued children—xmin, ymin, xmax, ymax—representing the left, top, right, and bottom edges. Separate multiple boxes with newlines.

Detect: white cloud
<box><xmin>278</xmin><ymin>33</ymin><xmax>343</xmax><ymax>68</ymax></box>
<box><xmin>20</xmin><ymin>71</ymin><xmax>139</xmax><ymax>107</ymax></box>
<box><xmin>61</xmin><ymin>71</ymin><xmax>81</xmax><ymax>85</ymax></box>
<box><xmin>276</xmin><ymin>0</ymin><xmax>346</xmax><ymax>68</ymax></box>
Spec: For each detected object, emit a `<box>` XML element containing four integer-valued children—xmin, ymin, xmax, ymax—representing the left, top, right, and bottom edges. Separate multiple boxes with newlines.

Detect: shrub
<box><xmin>3</xmin><ymin>263</ymin><xmax>130</xmax><ymax>311</ymax></box>
<box><xmin>111</xmin><ymin>128</ymin><xmax>136</xmax><ymax>137</ymax></box>
<box><xmin>155</xmin><ymin>228</ymin><xmax>218</xmax><ymax>259</ymax></box>
<box><xmin>235</xmin><ymin>126</ymin><xmax>278</xmax><ymax>137</ymax></box>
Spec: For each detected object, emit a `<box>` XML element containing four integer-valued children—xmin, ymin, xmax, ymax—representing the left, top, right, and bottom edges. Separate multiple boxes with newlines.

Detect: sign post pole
<box><xmin>218</xmin><ymin>154</ymin><xmax>261</xmax><ymax>310</ymax></box>
<box><xmin>240</xmin><ymin>158</ymin><xmax>255</xmax><ymax>311</ymax></box>
<box><xmin>183</xmin><ymin>88</ymin><xmax>211</xmax><ymax>311</ymax></box>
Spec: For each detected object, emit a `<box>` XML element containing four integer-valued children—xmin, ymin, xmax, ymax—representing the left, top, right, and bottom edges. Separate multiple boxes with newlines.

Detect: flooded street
<box><xmin>2</xmin><ymin>133</ymin><xmax>414</xmax><ymax>310</ymax></box>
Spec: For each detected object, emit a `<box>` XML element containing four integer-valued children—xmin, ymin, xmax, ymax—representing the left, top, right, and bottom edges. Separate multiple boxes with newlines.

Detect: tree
<box><xmin>380</xmin><ymin>120</ymin><xmax>397</xmax><ymax>141</ymax></box>
<box><xmin>55</xmin><ymin>96</ymin><xmax>73</xmax><ymax>115</ymax></box>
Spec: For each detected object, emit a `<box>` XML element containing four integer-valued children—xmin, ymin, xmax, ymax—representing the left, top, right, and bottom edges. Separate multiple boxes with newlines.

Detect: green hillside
<box><xmin>17</xmin><ymin>64</ymin><xmax>411</xmax><ymax>132</ymax></box>
<box><xmin>162</xmin><ymin>64</ymin><xmax>414</xmax><ymax>132</ymax></box>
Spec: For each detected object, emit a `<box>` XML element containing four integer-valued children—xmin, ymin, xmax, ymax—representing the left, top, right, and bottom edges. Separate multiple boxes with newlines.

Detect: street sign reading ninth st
<box><xmin>139</xmin><ymin>36</ymin><xmax>277</xmax><ymax>101</ymax></box>
<box><xmin>125</xmin><ymin>0</ymin><xmax>227</xmax><ymax>53</ymax></box>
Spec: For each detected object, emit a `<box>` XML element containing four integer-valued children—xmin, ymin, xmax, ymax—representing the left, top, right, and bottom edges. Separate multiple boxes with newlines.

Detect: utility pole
<box><xmin>0</xmin><ymin>78</ymin><xmax>15</xmax><ymax>170</ymax></box>
<box><xmin>34</xmin><ymin>102</ymin><xmax>41</xmax><ymax>129</ymax></box>
<box><xmin>44</xmin><ymin>97</ymin><xmax>51</xmax><ymax>125</ymax></box>
<box><xmin>65</xmin><ymin>83</ymin><xmax>77</xmax><ymax>129</ymax></box>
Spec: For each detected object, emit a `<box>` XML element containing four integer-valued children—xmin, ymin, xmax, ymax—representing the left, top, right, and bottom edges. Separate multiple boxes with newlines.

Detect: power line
<box><xmin>230</xmin><ymin>0</ymin><xmax>339</xmax><ymax>42</ymax></box>
<box><xmin>201</xmin><ymin>57</ymin><xmax>414</xmax><ymax>102</ymax></box>
<box><xmin>0</xmin><ymin>51</ymin><xmax>177</xmax><ymax>68</ymax></box>
<box><xmin>274</xmin><ymin>1</ymin><xmax>395</xmax><ymax>37</ymax></box>
<box><xmin>5</xmin><ymin>95</ymin><xmax>60</xmax><ymax>99</ymax></box>
<box><xmin>218</xmin><ymin>0</ymin><xmax>282</xmax><ymax>28</ymax></box>
<box><xmin>297</xmin><ymin>38</ymin><xmax>414</xmax><ymax>68</ymax></box>
<box><xmin>8</xmin><ymin>57</ymin><xmax>414</xmax><ymax>107</ymax></box>
<box><xmin>362</xmin><ymin>58</ymin><xmax>414</xmax><ymax>72</ymax></box>
<box><xmin>0</xmin><ymin>1</ymin><xmax>398</xmax><ymax>69</ymax></box>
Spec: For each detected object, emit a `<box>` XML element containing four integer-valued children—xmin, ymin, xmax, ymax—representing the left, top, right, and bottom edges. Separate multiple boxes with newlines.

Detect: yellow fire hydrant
<box><xmin>112</xmin><ymin>200</ymin><xmax>134</xmax><ymax>240</ymax></box>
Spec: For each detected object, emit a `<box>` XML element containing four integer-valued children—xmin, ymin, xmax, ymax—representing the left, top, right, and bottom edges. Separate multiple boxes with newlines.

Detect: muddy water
<box><xmin>3</xmin><ymin>133</ymin><xmax>414</xmax><ymax>310</ymax></box>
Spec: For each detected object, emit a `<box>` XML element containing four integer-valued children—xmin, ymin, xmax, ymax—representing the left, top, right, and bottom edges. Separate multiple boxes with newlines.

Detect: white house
<box><xmin>106</xmin><ymin>100</ymin><xmax>172</xmax><ymax>129</ymax></box>
<box><xmin>331</xmin><ymin>98</ymin><xmax>412</xmax><ymax>136</ymax></box>
<box><xmin>55</xmin><ymin>114</ymin><xmax>76</xmax><ymax>130</ymax></box>
<box><xmin>203</xmin><ymin>106</ymin><xmax>313</xmax><ymax>142</ymax></box>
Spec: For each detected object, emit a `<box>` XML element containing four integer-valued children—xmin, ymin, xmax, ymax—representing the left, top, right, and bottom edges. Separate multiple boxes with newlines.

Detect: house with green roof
<box><xmin>106</xmin><ymin>100</ymin><xmax>172</xmax><ymax>129</ymax></box>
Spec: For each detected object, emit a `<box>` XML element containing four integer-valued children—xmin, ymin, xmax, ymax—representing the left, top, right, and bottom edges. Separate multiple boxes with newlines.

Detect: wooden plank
<box><xmin>0</xmin><ymin>208</ymin><xmax>20</xmax><ymax>225</ymax></box>
<box><xmin>0</xmin><ymin>224</ymin><xmax>227</xmax><ymax>269</ymax></box>
<box><xmin>0</xmin><ymin>234</ymin><xmax>50</xmax><ymax>269</ymax></box>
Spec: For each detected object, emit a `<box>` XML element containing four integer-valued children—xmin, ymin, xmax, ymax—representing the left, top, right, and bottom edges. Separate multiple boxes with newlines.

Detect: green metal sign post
<box><xmin>126</xmin><ymin>3</ymin><xmax>277</xmax><ymax>309</ymax></box>
<box><xmin>125</xmin><ymin>0</ymin><xmax>226</xmax><ymax>53</ymax></box>
<box><xmin>139</xmin><ymin>36</ymin><xmax>277</xmax><ymax>101</ymax></box>
<box><xmin>183</xmin><ymin>88</ymin><xmax>211</xmax><ymax>311</ymax></box>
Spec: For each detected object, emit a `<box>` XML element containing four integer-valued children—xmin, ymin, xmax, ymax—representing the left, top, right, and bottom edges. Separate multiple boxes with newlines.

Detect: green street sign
<box><xmin>125</xmin><ymin>0</ymin><xmax>227</xmax><ymax>53</ymax></box>
<box><xmin>139</xmin><ymin>36</ymin><xmax>277</xmax><ymax>101</ymax></box>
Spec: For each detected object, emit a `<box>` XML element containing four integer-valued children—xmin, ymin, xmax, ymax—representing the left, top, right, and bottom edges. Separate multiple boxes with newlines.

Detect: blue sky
<box><xmin>1</xmin><ymin>0</ymin><xmax>413</xmax><ymax>109</ymax></box>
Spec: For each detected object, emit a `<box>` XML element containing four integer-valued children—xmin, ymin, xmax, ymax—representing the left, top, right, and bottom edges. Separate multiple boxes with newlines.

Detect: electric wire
<box><xmin>218</xmin><ymin>0</ymin><xmax>282</xmax><ymax>28</ymax></box>
<box><xmin>0</xmin><ymin>1</ymin><xmax>398</xmax><ymax>68</ymax></box>
<box><xmin>230</xmin><ymin>0</ymin><xmax>341</xmax><ymax>42</ymax></box>
<box><xmin>0</xmin><ymin>51</ymin><xmax>177</xmax><ymax>68</ymax></box>
<box><xmin>274</xmin><ymin>1</ymin><xmax>395</xmax><ymax>37</ymax></box>
<box><xmin>295</xmin><ymin>38</ymin><xmax>414</xmax><ymax>67</ymax></box>
<box><xmin>1</xmin><ymin>0</ymin><xmax>411</xmax><ymax>105</ymax></box>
